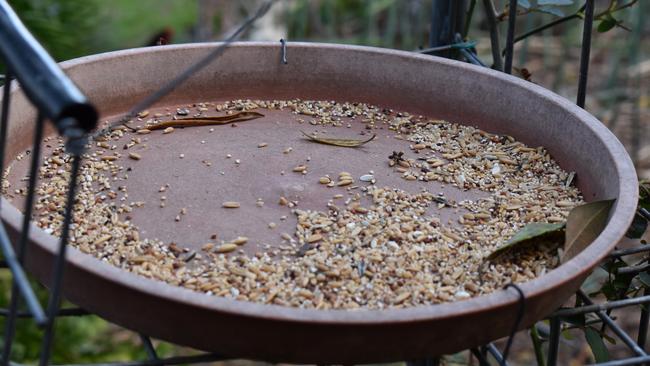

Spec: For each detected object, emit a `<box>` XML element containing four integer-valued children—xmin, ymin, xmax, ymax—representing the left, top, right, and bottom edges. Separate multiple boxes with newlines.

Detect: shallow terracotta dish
<box><xmin>0</xmin><ymin>43</ymin><xmax>637</xmax><ymax>363</ymax></box>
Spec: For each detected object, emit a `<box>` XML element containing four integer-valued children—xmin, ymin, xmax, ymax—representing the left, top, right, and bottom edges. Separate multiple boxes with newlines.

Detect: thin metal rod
<box><xmin>0</xmin><ymin>223</ymin><xmax>45</xmax><ymax>325</ymax></box>
<box><xmin>0</xmin><ymin>70</ymin><xmax>13</xmax><ymax>210</ymax></box>
<box><xmin>482</xmin><ymin>0</ymin><xmax>503</xmax><ymax>71</ymax></box>
<box><xmin>139</xmin><ymin>334</ymin><xmax>158</xmax><ymax>361</ymax></box>
<box><xmin>610</xmin><ymin>245</ymin><xmax>650</xmax><ymax>258</ymax></box>
<box><xmin>503</xmin><ymin>0</ymin><xmax>517</xmax><ymax>74</ymax></box>
<box><xmin>54</xmin><ymin>353</ymin><xmax>227</xmax><ymax>366</ymax></box>
<box><xmin>486</xmin><ymin>343</ymin><xmax>510</xmax><ymax>366</ymax></box>
<box><xmin>547</xmin><ymin>317</ymin><xmax>561</xmax><ymax>366</ymax></box>
<box><xmin>551</xmin><ymin>295</ymin><xmax>650</xmax><ymax>318</ymax></box>
<box><xmin>618</xmin><ymin>263</ymin><xmax>650</xmax><ymax>275</ymax></box>
<box><xmin>455</xmin><ymin>34</ymin><xmax>487</xmax><ymax>67</ymax></box>
<box><xmin>2</xmin><ymin>112</ymin><xmax>45</xmax><ymax>365</ymax></box>
<box><xmin>576</xmin><ymin>0</ymin><xmax>594</xmax><ymax>108</ymax></box>
<box><xmin>637</xmin><ymin>287</ymin><xmax>649</xmax><ymax>349</ymax></box>
<box><xmin>39</xmin><ymin>153</ymin><xmax>82</xmax><ymax>366</ymax></box>
<box><xmin>577</xmin><ymin>291</ymin><xmax>647</xmax><ymax>357</ymax></box>
<box><xmin>589</xmin><ymin>355</ymin><xmax>650</xmax><ymax>366</ymax></box>
<box><xmin>470</xmin><ymin>348</ymin><xmax>491</xmax><ymax>366</ymax></box>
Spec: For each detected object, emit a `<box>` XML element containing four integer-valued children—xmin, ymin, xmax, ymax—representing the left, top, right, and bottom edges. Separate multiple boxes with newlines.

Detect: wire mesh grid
<box><xmin>0</xmin><ymin>0</ymin><xmax>647</xmax><ymax>365</ymax></box>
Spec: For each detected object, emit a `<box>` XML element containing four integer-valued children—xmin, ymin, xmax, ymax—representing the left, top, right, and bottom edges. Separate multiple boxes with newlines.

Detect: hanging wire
<box><xmin>280</xmin><ymin>38</ymin><xmax>288</xmax><ymax>64</ymax></box>
<box><xmin>501</xmin><ymin>283</ymin><xmax>525</xmax><ymax>365</ymax></box>
<box><xmin>96</xmin><ymin>0</ymin><xmax>276</xmax><ymax>137</ymax></box>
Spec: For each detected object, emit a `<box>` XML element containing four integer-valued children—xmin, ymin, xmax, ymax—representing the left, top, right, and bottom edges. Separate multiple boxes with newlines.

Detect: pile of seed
<box><xmin>4</xmin><ymin>99</ymin><xmax>582</xmax><ymax>309</ymax></box>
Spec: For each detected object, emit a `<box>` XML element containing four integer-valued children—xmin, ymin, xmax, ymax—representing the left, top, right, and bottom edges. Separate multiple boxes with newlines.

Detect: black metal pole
<box><xmin>0</xmin><ymin>0</ymin><xmax>97</xmax><ymax>133</ymax></box>
<box><xmin>139</xmin><ymin>334</ymin><xmax>159</xmax><ymax>361</ymax></box>
<box><xmin>504</xmin><ymin>0</ymin><xmax>518</xmax><ymax>74</ymax></box>
<box><xmin>2</xmin><ymin>112</ymin><xmax>45</xmax><ymax>365</ymax></box>
<box><xmin>576</xmin><ymin>0</ymin><xmax>595</xmax><ymax>108</ymax></box>
<box><xmin>0</xmin><ymin>70</ymin><xmax>12</xmax><ymax>211</ymax></box>
<box><xmin>429</xmin><ymin>0</ymin><xmax>466</xmax><ymax>59</ymax></box>
<box><xmin>577</xmin><ymin>291</ymin><xmax>647</xmax><ymax>357</ymax></box>
<box><xmin>638</xmin><ymin>287</ymin><xmax>649</xmax><ymax>350</ymax></box>
<box><xmin>39</xmin><ymin>147</ymin><xmax>83</xmax><ymax>366</ymax></box>
<box><xmin>547</xmin><ymin>317</ymin><xmax>561</xmax><ymax>366</ymax></box>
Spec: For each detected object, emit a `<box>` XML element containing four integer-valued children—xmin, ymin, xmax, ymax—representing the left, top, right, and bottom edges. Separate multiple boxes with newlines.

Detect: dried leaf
<box><xmin>146</xmin><ymin>111</ymin><xmax>264</xmax><ymax>130</ymax></box>
<box><xmin>487</xmin><ymin>222</ymin><xmax>565</xmax><ymax>260</ymax></box>
<box><xmin>301</xmin><ymin>131</ymin><xmax>376</xmax><ymax>148</ymax></box>
<box><xmin>562</xmin><ymin>199</ymin><xmax>615</xmax><ymax>262</ymax></box>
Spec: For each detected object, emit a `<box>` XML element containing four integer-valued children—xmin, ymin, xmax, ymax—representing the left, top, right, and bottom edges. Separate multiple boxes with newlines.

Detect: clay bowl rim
<box><xmin>2</xmin><ymin>41</ymin><xmax>638</xmax><ymax>325</ymax></box>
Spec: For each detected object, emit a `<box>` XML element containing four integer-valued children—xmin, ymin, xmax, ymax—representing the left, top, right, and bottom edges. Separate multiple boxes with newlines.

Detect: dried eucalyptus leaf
<box><xmin>486</xmin><ymin>222</ymin><xmax>566</xmax><ymax>260</ymax></box>
<box><xmin>147</xmin><ymin>111</ymin><xmax>264</xmax><ymax>130</ymax></box>
<box><xmin>301</xmin><ymin>131</ymin><xmax>376</xmax><ymax>147</ymax></box>
<box><xmin>562</xmin><ymin>199</ymin><xmax>615</xmax><ymax>262</ymax></box>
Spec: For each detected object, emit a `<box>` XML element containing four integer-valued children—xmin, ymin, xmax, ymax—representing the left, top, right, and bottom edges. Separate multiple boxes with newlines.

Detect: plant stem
<box><xmin>482</xmin><ymin>0</ymin><xmax>503</xmax><ymax>71</ymax></box>
<box><xmin>463</xmin><ymin>0</ymin><xmax>477</xmax><ymax>38</ymax></box>
<box><xmin>531</xmin><ymin>325</ymin><xmax>547</xmax><ymax>366</ymax></box>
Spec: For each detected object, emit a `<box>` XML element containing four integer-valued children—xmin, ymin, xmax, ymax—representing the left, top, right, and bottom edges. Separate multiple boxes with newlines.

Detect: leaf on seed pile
<box><xmin>301</xmin><ymin>131</ymin><xmax>376</xmax><ymax>148</ymax></box>
<box><xmin>562</xmin><ymin>199</ymin><xmax>615</xmax><ymax>262</ymax></box>
<box><xmin>486</xmin><ymin>222</ymin><xmax>565</xmax><ymax>260</ymax></box>
<box><xmin>584</xmin><ymin>327</ymin><xmax>610</xmax><ymax>363</ymax></box>
<box><xmin>146</xmin><ymin>111</ymin><xmax>264</xmax><ymax>130</ymax></box>
<box><xmin>625</xmin><ymin>213</ymin><xmax>648</xmax><ymax>239</ymax></box>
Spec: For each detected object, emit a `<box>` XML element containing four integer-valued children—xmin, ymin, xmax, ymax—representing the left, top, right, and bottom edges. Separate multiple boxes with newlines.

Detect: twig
<box><xmin>482</xmin><ymin>0</ymin><xmax>503</xmax><ymax>71</ymax></box>
<box><xmin>506</xmin><ymin>0</ymin><xmax>639</xmax><ymax>53</ymax></box>
<box><xmin>463</xmin><ymin>0</ymin><xmax>477</xmax><ymax>39</ymax></box>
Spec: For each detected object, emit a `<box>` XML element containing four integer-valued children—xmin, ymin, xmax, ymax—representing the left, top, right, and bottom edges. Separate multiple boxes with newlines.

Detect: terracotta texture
<box><xmin>0</xmin><ymin>42</ymin><xmax>638</xmax><ymax>363</ymax></box>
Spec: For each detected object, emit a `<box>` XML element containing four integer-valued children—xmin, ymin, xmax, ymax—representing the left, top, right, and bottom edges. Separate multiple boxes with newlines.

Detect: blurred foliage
<box><xmin>7</xmin><ymin>0</ymin><xmax>99</xmax><ymax>61</ymax></box>
<box><xmin>285</xmin><ymin>0</ymin><xmax>432</xmax><ymax>49</ymax></box>
<box><xmin>6</xmin><ymin>0</ymin><xmax>198</xmax><ymax>62</ymax></box>
<box><xmin>0</xmin><ymin>271</ymin><xmax>178</xmax><ymax>363</ymax></box>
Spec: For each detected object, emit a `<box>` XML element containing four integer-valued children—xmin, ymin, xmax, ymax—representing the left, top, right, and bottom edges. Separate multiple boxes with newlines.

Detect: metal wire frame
<box><xmin>0</xmin><ymin>0</ymin><xmax>646</xmax><ymax>365</ymax></box>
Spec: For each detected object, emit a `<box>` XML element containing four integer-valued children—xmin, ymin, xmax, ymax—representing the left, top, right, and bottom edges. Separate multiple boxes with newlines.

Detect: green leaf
<box><xmin>625</xmin><ymin>213</ymin><xmax>648</xmax><ymax>239</ymax></box>
<box><xmin>487</xmin><ymin>222</ymin><xmax>565</xmax><ymax>260</ymax></box>
<box><xmin>562</xmin><ymin>199</ymin><xmax>615</xmax><ymax>262</ymax></box>
<box><xmin>597</xmin><ymin>14</ymin><xmax>618</xmax><ymax>33</ymax></box>
<box><xmin>538</xmin><ymin>0</ymin><xmax>574</xmax><ymax>5</ymax></box>
<box><xmin>599</xmin><ymin>259</ymin><xmax>635</xmax><ymax>300</ymax></box>
<box><xmin>530</xmin><ymin>325</ymin><xmax>547</xmax><ymax>366</ymax></box>
<box><xmin>584</xmin><ymin>327</ymin><xmax>610</xmax><ymax>363</ymax></box>
<box><xmin>536</xmin><ymin>5</ymin><xmax>566</xmax><ymax>17</ymax></box>
<box><xmin>582</xmin><ymin>266</ymin><xmax>609</xmax><ymax>294</ymax></box>
<box><xmin>517</xmin><ymin>0</ymin><xmax>532</xmax><ymax>8</ymax></box>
